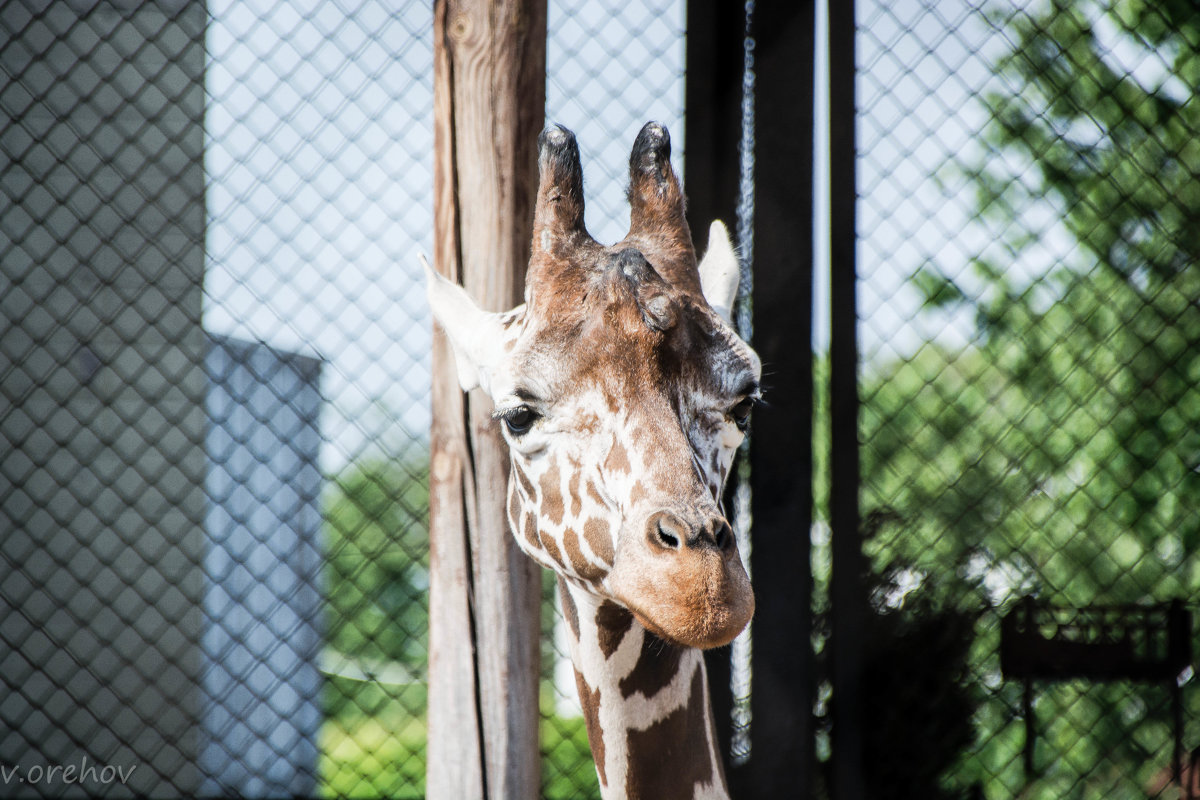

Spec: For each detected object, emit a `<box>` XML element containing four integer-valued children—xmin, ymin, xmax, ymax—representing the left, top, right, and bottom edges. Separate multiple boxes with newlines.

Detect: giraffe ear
<box><xmin>698</xmin><ymin>220</ymin><xmax>740</xmax><ymax>323</ymax></box>
<box><xmin>422</xmin><ymin>255</ymin><xmax>510</xmax><ymax>395</ymax></box>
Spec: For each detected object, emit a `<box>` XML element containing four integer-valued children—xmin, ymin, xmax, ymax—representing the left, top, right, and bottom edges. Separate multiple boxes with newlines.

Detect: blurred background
<box><xmin>2</xmin><ymin>0</ymin><xmax>1198</xmax><ymax>798</ymax></box>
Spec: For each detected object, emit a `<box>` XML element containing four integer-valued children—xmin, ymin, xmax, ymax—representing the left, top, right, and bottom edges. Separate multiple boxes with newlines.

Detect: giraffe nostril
<box><xmin>647</xmin><ymin>512</ymin><xmax>735</xmax><ymax>552</ymax></box>
<box><xmin>713</xmin><ymin>520</ymin><xmax>733</xmax><ymax>551</ymax></box>
<box><xmin>647</xmin><ymin>512</ymin><xmax>684</xmax><ymax>550</ymax></box>
<box><xmin>655</xmin><ymin>520</ymin><xmax>680</xmax><ymax>549</ymax></box>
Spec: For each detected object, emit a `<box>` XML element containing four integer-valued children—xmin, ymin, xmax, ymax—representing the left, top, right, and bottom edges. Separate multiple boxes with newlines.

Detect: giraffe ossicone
<box><xmin>427</xmin><ymin>121</ymin><xmax>761</xmax><ymax>799</ymax></box>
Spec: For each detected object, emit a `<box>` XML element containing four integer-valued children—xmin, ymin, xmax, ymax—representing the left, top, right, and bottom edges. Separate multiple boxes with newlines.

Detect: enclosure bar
<box><xmin>684</xmin><ymin>0</ymin><xmax>753</xmax><ymax>778</ymax></box>
<box><xmin>740</xmin><ymin>0</ymin><xmax>817</xmax><ymax>794</ymax></box>
<box><xmin>1173</xmin><ymin>678</ymin><xmax>1183</xmax><ymax>788</ymax></box>
<box><xmin>1172</xmin><ymin>598</ymin><xmax>1186</xmax><ymax>789</ymax></box>
<box><xmin>429</xmin><ymin>3</ymin><xmax>547</xmax><ymax>799</ymax></box>
<box><xmin>827</xmin><ymin>0</ymin><xmax>865</xmax><ymax>798</ymax></box>
<box><xmin>1022</xmin><ymin>679</ymin><xmax>1035</xmax><ymax>777</ymax></box>
<box><xmin>684</xmin><ymin>0</ymin><xmax>744</xmax><ymax>255</ymax></box>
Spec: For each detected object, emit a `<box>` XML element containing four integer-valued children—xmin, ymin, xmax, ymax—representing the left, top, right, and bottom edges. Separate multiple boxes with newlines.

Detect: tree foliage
<box><xmin>859</xmin><ymin>2</ymin><xmax>1200</xmax><ymax>797</ymax></box>
<box><xmin>882</xmin><ymin>0</ymin><xmax>1200</xmax><ymax>605</ymax></box>
<box><xmin>324</xmin><ymin>458</ymin><xmax>430</xmax><ymax>672</ymax></box>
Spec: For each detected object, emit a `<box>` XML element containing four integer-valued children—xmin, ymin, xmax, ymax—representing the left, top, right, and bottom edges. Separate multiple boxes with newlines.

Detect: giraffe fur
<box><xmin>427</xmin><ymin>121</ymin><xmax>761</xmax><ymax>800</ymax></box>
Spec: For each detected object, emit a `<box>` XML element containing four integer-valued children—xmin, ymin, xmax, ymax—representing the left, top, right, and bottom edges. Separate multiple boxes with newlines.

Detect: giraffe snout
<box><xmin>610</xmin><ymin>506</ymin><xmax>754</xmax><ymax>649</ymax></box>
<box><xmin>645</xmin><ymin>510</ymin><xmax>735</xmax><ymax>554</ymax></box>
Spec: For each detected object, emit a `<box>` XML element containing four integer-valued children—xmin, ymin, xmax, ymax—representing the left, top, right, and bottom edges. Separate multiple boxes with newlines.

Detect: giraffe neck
<box><xmin>558</xmin><ymin>579</ymin><xmax>730</xmax><ymax>800</ymax></box>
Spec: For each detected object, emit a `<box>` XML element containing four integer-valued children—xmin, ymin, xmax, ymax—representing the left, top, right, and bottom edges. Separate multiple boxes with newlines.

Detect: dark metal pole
<box><xmin>1023</xmin><ymin>679</ymin><xmax>1035</xmax><ymax>778</ymax></box>
<box><xmin>684</xmin><ymin>0</ymin><xmax>744</xmax><ymax>253</ymax></box>
<box><xmin>685</xmin><ymin>0</ymin><xmax>749</xmax><ymax>779</ymax></box>
<box><xmin>828</xmin><ymin>0</ymin><xmax>864</xmax><ymax>798</ymax></box>
<box><xmin>745</xmin><ymin>0</ymin><xmax>817</xmax><ymax>795</ymax></box>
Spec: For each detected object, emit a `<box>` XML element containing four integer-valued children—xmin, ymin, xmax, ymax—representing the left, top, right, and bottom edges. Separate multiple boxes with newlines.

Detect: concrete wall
<box><xmin>202</xmin><ymin>335</ymin><xmax>324</xmax><ymax>797</ymax></box>
<box><xmin>0</xmin><ymin>2</ymin><xmax>208</xmax><ymax>796</ymax></box>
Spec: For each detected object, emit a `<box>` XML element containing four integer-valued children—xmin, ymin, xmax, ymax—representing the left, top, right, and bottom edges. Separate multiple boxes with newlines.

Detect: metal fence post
<box><xmin>742</xmin><ymin>1</ymin><xmax>818</xmax><ymax>795</ymax></box>
<box><xmin>684</xmin><ymin>0</ymin><xmax>751</xmax><ymax>783</ymax></box>
<box><xmin>828</xmin><ymin>0</ymin><xmax>863</xmax><ymax>797</ymax></box>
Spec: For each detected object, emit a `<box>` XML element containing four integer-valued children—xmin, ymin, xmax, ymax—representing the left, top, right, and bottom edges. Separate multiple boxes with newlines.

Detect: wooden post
<box><xmin>429</xmin><ymin>2</ymin><xmax>546</xmax><ymax>799</ymax></box>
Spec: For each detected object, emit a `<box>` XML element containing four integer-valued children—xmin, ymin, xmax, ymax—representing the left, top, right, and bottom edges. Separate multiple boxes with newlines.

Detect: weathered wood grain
<box><xmin>428</xmin><ymin>2</ymin><xmax>546</xmax><ymax>799</ymax></box>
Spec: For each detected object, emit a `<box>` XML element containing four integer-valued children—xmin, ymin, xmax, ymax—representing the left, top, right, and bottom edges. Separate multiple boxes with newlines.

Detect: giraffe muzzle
<box><xmin>607</xmin><ymin>508</ymin><xmax>754</xmax><ymax>650</ymax></box>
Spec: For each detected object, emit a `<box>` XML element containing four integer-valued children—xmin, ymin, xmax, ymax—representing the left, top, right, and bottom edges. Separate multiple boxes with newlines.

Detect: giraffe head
<box><xmin>428</xmin><ymin>122</ymin><xmax>758</xmax><ymax>649</ymax></box>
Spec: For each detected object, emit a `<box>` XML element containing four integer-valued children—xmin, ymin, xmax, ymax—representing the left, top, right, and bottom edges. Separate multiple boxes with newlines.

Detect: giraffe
<box><xmin>425</xmin><ymin>121</ymin><xmax>760</xmax><ymax>800</ymax></box>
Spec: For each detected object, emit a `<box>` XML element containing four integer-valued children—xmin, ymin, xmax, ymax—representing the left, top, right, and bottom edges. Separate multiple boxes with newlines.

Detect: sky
<box><xmin>195</xmin><ymin>0</ymin><xmax>1192</xmax><ymax>742</ymax></box>
<box><xmin>851</xmin><ymin>0</ymin><xmax>1184</xmax><ymax>367</ymax></box>
<box><xmin>201</xmin><ymin>0</ymin><xmax>1154</xmax><ymax>469</ymax></box>
<box><xmin>203</xmin><ymin>0</ymin><xmax>684</xmax><ymax>472</ymax></box>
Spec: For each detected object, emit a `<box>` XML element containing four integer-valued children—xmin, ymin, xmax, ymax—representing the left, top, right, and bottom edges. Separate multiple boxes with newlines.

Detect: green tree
<box><xmin>860</xmin><ymin>2</ymin><xmax>1200</xmax><ymax>797</ymax></box>
<box><xmin>324</xmin><ymin>458</ymin><xmax>430</xmax><ymax>712</ymax></box>
<box><xmin>964</xmin><ymin>0</ymin><xmax>1200</xmax><ymax>602</ymax></box>
<box><xmin>884</xmin><ymin>0</ymin><xmax>1200</xmax><ymax>604</ymax></box>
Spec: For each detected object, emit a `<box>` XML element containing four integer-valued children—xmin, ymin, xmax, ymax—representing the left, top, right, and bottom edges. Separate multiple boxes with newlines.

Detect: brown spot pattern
<box><xmin>573</xmin><ymin>670</ymin><xmax>607</xmax><ymax>787</ymax></box>
<box><xmin>624</xmin><ymin>667</ymin><xmax>713</xmax><ymax>800</ymax></box>
<box><xmin>586</xmin><ymin>479</ymin><xmax>606</xmax><ymax>508</ymax></box>
<box><xmin>539</xmin><ymin>460</ymin><xmax>565</xmax><ymax>526</ymax></box>
<box><xmin>507</xmin><ymin>488</ymin><xmax>521</xmax><ymax>533</ymax></box>
<box><xmin>618</xmin><ymin>632</ymin><xmax>683</xmax><ymax>700</ymax></box>
<box><xmin>521</xmin><ymin>512</ymin><xmax>539</xmax><ymax>549</ymax></box>
<box><xmin>583</xmin><ymin>518</ymin><xmax>613</xmax><ymax>565</ymax></box>
<box><xmin>515</xmin><ymin>464</ymin><xmax>536</xmax><ymax>500</ymax></box>
<box><xmin>630</xmin><ymin>422</ymin><xmax>656</xmax><ymax>447</ymax></box>
<box><xmin>557</xmin><ymin>578</ymin><xmax>580</xmax><ymax>641</ymax></box>
<box><xmin>539</xmin><ymin>526</ymin><xmax>566</xmax><ymax>568</ymax></box>
<box><xmin>568</xmin><ymin>470</ymin><xmax>583</xmax><ymax>517</ymax></box>
<box><xmin>594</xmin><ymin>601</ymin><xmax>634</xmax><ymax>659</ymax></box>
<box><xmin>606</xmin><ymin>440</ymin><xmax>631</xmax><ymax>474</ymax></box>
<box><xmin>562</xmin><ymin>527</ymin><xmax>600</xmax><ymax>579</ymax></box>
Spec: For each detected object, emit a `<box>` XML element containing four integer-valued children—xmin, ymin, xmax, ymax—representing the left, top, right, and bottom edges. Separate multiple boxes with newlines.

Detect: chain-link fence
<box><xmin>1</xmin><ymin>1</ymin><xmax>681</xmax><ymax>797</ymax></box>
<box><xmin>852</xmin><ymin>1</ymin><xmax>1200</xmax><ymax>798</ymax></box>
<box><xmin>8</xmin><ymin>0</ymin><xmax>1199</xmax><ymax>798</ymax></box>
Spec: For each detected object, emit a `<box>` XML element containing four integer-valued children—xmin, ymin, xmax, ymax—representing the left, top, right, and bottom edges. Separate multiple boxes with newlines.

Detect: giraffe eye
<box><xmin>729</xmin><ymin>397</ymin><xmax>756</xmax><ymax>432</ymax></box>
<box><xmin>501</xmin><ymin>406</ymin><xmax>539</xmax><ymax>436</ymax></box>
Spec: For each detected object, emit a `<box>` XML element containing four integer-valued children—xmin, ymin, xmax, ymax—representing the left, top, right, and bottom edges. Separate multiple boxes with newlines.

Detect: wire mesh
<box><xmin>1</xmin><ymin>0</ymin><xmax>682</xmax><ymax>797</ymax></box>
<box><xmin>853</xmin><ymin>1</ymin><xmax>1200</xmax><ymax>798</ymax></box>
<box><xmin>541</xmin><ymin>4</ymin><xmax>685</xmax><ymax>797</ymax></box>
<box><xmin>12</xmin><ymin>0</ymin><xmax>1195</xmax><ymax>797</ymax></box>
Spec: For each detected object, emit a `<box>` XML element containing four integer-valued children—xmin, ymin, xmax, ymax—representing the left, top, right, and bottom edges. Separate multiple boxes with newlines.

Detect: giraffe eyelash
<box><xmin>729</xmin><ymin>396</ymin><xmax>758</xmax><ymax>432</ymax></box>
<box><xmin>494</xmin><ymin>405</ymin><xmax>541</xmax><ymax>436</ymax></box>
